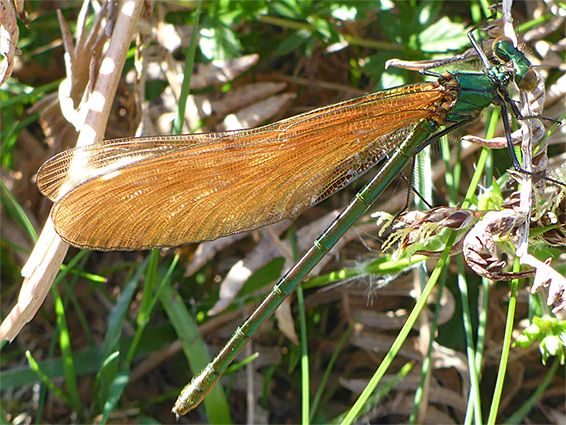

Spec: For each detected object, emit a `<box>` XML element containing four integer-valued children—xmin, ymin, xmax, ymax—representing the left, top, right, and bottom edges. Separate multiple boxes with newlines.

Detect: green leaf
<box><xmin>275</xmin><ymin>29</ymin><xmax>310</xmax><ymax>55</ymax></box>
<box><xmin>199</xmin><ymin>20</ymin><xmax>242</xmax><ymax>61</ymax></box>
<box><xmin>100</xmin><ymin>369</ymin><xmax>131</xmax><ymax>425</ymax></box>
<box><xmin>418</xmin><ymin>17</ymin><xmax>468</xmax><ymax>53</ymax></box>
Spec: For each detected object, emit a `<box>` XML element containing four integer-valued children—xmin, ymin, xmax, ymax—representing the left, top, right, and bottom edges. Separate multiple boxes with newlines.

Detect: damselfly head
<box><xmin>492</xmin><ymin>36</ymin><xmax>537</xmax><ymax>91</ymax></box>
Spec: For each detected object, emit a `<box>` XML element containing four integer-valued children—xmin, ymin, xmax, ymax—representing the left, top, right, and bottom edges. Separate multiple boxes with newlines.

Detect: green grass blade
<box><xmin>296</xmin><ymin>283</ymin><xmax>310</xmax><ymax>425</ymax></box>
<box><xmin>457</xmin><ymin>256</ymin><xmax>483</xmax><ymax>425</ymax></box>
<box><xmin>0</xmin><ymin>180</ymin><xmax>38</xmax><ymax>242</ymax></box>
<box><xmin>173</xmin><ymin>0</ymin><xmax>202</xmax><ymax>134</ymax></box>
<box><xmin>409</xmin><ymin>268</ymin><xmax>447</xmax><ymax>424</ymax></box>
<box><xmin>95</xmin><ymin>257</ymin><xmax>148</xmax><ymax>417</ymax></box>
<box><xmin>310</xmin><ymin>325</ymin><xmax>353</xmax><ymax>421</ymax></box>
<box><xmin>486</xmin><ymin>261</ymin><xmax>521</xmax><ymax>425</ymax></box>
<box><xmin>51</xmin><ymin>283</ymin><xmax>82</xmax><ymax>414</ymax></box>
<box><xmin>503</xmin><ymin>358</ymin><xmax>561</xmax><ymax>424</ymax></box>
<box><xmin>25</xmin><ymin>351</ymin><xmax>75</xmax><ymax>409</ymax></box>
<box><xmin>159</xmin><ymin>280</ymin><xmax>232</xmax><ymax>424</ymax></box>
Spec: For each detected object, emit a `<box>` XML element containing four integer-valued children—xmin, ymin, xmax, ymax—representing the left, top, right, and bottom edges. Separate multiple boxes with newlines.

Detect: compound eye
<box><xmin>493</xmin><ymin>36</ymin><xmax>514</xmax><ymax>61</ymax></box>
<box><xmin>518</xmin><ymin>68</ymin><xmax>537</xmax><ymax>91</ymax></box>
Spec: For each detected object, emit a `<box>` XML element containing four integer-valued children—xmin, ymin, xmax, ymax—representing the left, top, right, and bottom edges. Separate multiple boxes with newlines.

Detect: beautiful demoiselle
<box><xmin>33</xmin><ymin>12</ymin><xmax>564</xmax><ymax>421</ymax></box>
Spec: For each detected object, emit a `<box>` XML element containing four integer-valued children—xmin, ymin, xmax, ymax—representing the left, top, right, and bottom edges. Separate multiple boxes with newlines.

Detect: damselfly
<box><xmin>36</xmin><ymin>19</ymin><xmax>564</xmax><ymax>419</ymax></box>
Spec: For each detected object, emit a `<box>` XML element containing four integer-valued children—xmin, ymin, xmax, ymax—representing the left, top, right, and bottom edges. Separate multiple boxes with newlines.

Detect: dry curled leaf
<box><xmin>463</xmin><ymin>210</ymin><xmax>535</xmax><ymax>281</ymax></box>
<box><xmin>523</xmin><ymin>255</ymin><xmax>566</xmax><ymax>313</ymax></box>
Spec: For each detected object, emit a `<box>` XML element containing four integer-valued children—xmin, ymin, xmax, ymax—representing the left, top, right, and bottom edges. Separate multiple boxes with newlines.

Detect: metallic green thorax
<box><xmin>444</xmin><ymin>70</ymin><xmax>508</xmax><ymax>123</ymax></box>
